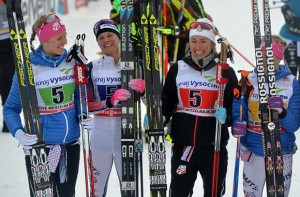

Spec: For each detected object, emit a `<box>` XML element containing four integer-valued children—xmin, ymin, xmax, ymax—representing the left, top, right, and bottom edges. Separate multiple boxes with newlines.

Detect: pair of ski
<box><xmin>251</xmin><ymin>0</ymin><xmax>284</xmax><ymax>196</ymax></box>
<box><xmin>120</xmin><ymin>0</ymin><xmax>145</xmax><ymax>197</ymax></box>
<box><xmin>6</xmin><ymin>0</ymin><xmax>52</xmax><ymax>196</ymax></box>
<box><xmin>139</xmin><ymin>0</ymin><xmax>168</xmax><ymax>197</ymax></box>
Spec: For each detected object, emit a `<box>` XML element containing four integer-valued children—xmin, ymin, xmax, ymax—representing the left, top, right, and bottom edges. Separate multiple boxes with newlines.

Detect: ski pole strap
<box><xmin>216</xmin><ymin>37</ymin><xmax>230</xmax><ymax>84</ymax></box>
<box><xmin>216</xmin><ymin>63</ymin><xmax>229</xmax><ymax>84</ymax></box>
<box><xmin>74</xmin><ymin>64</ymin><xmax>88</xmax><ymax>85</ymax></box>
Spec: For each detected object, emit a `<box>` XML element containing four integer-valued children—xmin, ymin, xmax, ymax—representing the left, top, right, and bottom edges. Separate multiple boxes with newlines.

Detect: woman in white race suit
<box><xmin>86</xmin><ymin>19</ymin><xmax>145</xmax><ymax>196</ymax></box>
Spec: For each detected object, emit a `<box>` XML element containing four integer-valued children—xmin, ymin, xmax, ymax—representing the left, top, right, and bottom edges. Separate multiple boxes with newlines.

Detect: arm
<box><xmin>161</xmin><ymin>63</ymin><xmax>179</xmax><ymax>121</ymax></box>
<box><xmin>3</xmin><ymin>75</ymin><xmax>24</xmax><ymax>136</ymax></box>
<box><xmin>279</xmin><ymin>78</ymin><xmax>300</xmax><ymax>133</ymax></box>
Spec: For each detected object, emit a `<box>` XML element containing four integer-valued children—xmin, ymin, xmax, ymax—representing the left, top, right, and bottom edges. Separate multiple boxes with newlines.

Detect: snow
<box><xmin>1</xmin><ymin>0</ymin><xmax>300</xmax><ymax>196</ymax></box>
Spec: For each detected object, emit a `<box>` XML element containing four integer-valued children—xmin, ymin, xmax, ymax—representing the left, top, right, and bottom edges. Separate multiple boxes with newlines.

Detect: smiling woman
<box><xmin>84</xmin><ymin>18</ymin><xmax>145</xmax><ymax>196</ymax></box>
<box><xmin>4</xmin><ymin>12</ymin><xmax>85</xmax><ymax>197</ymax></box>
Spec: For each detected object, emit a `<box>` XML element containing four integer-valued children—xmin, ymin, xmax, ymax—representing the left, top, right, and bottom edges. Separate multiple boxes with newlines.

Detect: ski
<box><xmin>251</xmin><ymin>0</ymin><xmax>284</xmax><ymax>196</ymax></box>
<box><xmin>284</xmin><ymin>41</ymin><xmax>300</xmax><ymax>81</ymax></box>
<box><xmin>140</xmin><ymin>0</ymin><xmax>167</xmax><ymax>196</ymax></box>
<box><xmin>6</xmin><ymin>0</ymin><xmax>53</xmax><ymax>196</ymax></box>
<box><xmin>120</xmin><ymin>0</ymin><xmax>136</xmax><ymax>196</ymax></box>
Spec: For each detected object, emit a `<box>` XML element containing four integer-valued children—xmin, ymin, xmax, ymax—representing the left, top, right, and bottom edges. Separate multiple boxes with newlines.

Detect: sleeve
<box><xmin>87</xmin><ymin>61</ymin><xmax>95</xmax><ymax>102</ymax></box>
<box><xmin>161</xmin><ymin>63</ymin><xmax>179</xmax><ymax>120</ymax></box>
<box><xmin>223</xmin><ymin>67</ymin><xmax>238</xmax><ymax>126</ymax></box>
<box><xmin>279</xmin><ymin>78</ymin><xmax>300</xmax><ymax>133</ymax></box>
<box><xmin>3</xmin><ymin>75</ymin><xmax>24</xmax><ymax>136</ymax></box>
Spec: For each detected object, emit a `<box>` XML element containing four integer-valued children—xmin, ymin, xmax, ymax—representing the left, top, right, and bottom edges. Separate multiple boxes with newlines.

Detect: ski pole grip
<box><xmin>74</xmin><ymin>64</ymin><xmax>88</xmax><ymax>85</ymax></box>
<box><xmin>216</xmin><ymin>63</ymin><xmax>229</xmax><ymax>84</ymax></box>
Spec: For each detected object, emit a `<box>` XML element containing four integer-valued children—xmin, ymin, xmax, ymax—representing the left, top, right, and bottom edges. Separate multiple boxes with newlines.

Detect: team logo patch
<box><xmin>52</xmin><ymin>22</ymin><xmax>61</xmax><ymax>31</ymax></box>
<box><xmin>176</xmin><ymin>165</ymin><xmax>186</xmax><ymax>175</ymax></box>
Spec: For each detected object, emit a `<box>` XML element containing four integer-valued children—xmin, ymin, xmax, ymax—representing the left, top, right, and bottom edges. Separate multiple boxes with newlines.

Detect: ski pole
<box><xmin>212</xmin><ymin>37</ymin><xmax>229</xmax><ymax>197</ymax></box>
<box><xmin>232</xmin><ymin>70</ymin><xmax>251</xmax><ymax>197</ymax></box>
<box><xmin>73</xmin><ymin>35</ymin><xmax>89</xmax><ymax>197</ymax></box>
<box><xmin>74</xmin><ymin>34</ymin><xmax>95</xmax><ymax>197</ymax></box>
<box><xmin>81</xmin><ymin>34</ymin><xmax>96</xmax><ymax>197</ymax></box>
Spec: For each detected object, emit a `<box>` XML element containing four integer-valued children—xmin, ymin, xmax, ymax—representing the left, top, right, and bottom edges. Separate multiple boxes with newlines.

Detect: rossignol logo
<box><xmin>265</xmin><ymin>45</ymin><xmax>276</xmax><ymax>97</ymax></box>
<box><xmin>255</xmin><ymin>47</ymin><xmax>268</xmax><ymax>104</ymax></box>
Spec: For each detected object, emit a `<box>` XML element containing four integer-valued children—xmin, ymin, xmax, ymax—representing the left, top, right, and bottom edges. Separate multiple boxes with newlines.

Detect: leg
<box><xmin>200</xmin><ymin>146</ymin><xmax>227</xmax><ymax>197</ymax></box>
<box><xmin>169</xmin><ymin>144</ymin><xmax>197</xmax><ymax>197</ymax></box>
<box><xmin>112</xmin><ymin>118</ymin><xmax>122</xmax><ymax>189</ymax></box>
<box><xmin>55</xmin><ymin>144</ymin><xmax>80</xmax><ymax>197</ymax></box>
<box><xmin>91</xmin><ymin>117</ymin><xmax>115</xmax><ymax>196</ymax></box>
<box><xmin>241</xmin><ymin>146</ymin><xmax>264</xmax><ymax>197</ymax></box>
<box><xmin>283</xmin><ymin>154</ymin><xmax>293</xmax><ymax>197</ymax></box>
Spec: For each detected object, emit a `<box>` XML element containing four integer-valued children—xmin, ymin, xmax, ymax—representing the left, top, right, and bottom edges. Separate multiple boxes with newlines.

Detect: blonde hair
<box><xmin>29</xmin><ymin>13</ymin><xmax>52</xmax><ymax>52</ymax></box>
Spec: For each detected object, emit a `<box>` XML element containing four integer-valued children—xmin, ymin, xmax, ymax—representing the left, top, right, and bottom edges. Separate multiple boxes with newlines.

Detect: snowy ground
<box><xmin>1</xmin><ymin>0</ymin><xmax>300</xmax><ymax>196</ymax></box>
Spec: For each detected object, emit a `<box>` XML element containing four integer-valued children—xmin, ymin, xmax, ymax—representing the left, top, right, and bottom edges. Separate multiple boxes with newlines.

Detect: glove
<box><xmin>80</xmin><ymin>116</ymin><xmax>94</xmax><ymax>130</ymax></box>
<box><xmin>268</xmin><ymin>96</ymin><xmax>283</xmax><ymax>114</ymax></box>
<box><xmin>129</xmin><ymin>78</ymin><xmax>145</xmax><ymax>93</ymax></box>
<box><xmin>15</xmin><ymin>129</ymin><xmax>38</xmax><ymax>151</ymax></box>
<box><xmin>130</xmin><ymin>18</ymin><xmax>142</xmax><ymax>48</ymax></box>
<box><xmin>66</xmin><ymin>44</ymin><xmax>88</xmax><ymax>64</ymax></box>
<box><xmin>215</xmin><ymin>107</ymin><xmax>226</xmax><ymax>124</ymax></box>
<box><xmin>165</xmin><ymin>134</ymin><xmax>172</xmax><ymax>144</ymax></box>
<box><xmin>111</xmin><ymin>89</ymin><xmax>131</xmax><ymax>106</ymax></box>
<box><xmin>232</xmin><ymin>122</ymin><xmax>246</xmax><ymax>138</ymax></box>
<box><xmin>157</xmin><ymin>26</ymin><xmax>180</xmax><ymax>36</ymax></box>
<box><xmin>143</xmin><ymin>114</ymin><xmax>149</xmax><ymax>129</ymax></box>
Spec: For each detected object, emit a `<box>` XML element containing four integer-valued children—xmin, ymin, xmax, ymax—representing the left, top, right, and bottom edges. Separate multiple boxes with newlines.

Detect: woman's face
<box><xmin>97</xmin><ymin>32</ymin><xmax>120</xmax><ymax>56</ymax></box>
<box><xmin>43</xmin><ymin>31</ymin><xmax>67</xmax><ymax>57</ymax></box>
<box><xmin>189</xmin><ymin>35</ymin><xmax>213</xmax><ymax>59</ymax></box>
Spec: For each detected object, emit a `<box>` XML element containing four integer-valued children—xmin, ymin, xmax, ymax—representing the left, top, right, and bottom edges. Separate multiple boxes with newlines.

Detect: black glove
<box><xmin>66</xmin><ymin>44</ymin><xmax>88</xmax><ymax>64</ymax></box>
